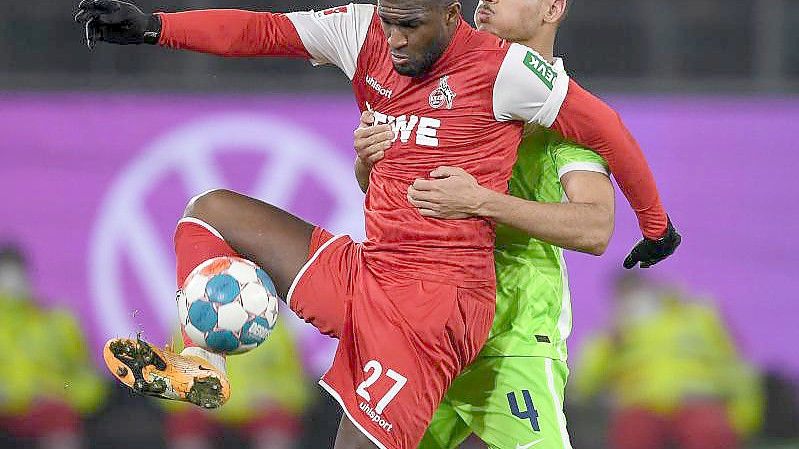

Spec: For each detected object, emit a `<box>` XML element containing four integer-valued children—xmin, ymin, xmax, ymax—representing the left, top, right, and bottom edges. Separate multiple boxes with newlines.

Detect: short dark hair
<box><xmin>436</xmin><ymin>0</ymin><xmax>460</xmax><ymax>9</ymax></box>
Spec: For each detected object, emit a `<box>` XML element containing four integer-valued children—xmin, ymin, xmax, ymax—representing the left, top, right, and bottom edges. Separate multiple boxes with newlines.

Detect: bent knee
<box><xmin>183</xmin><ymin>188</ymin><xmax>235</xmax><ymax>219</ymax></box>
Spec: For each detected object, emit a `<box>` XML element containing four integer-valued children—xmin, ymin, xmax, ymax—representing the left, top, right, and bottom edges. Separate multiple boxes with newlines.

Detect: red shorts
<box><xmin>287</xmin><ymin>227</ymin><xmax>494</xmax><ymax>449</ymax></box>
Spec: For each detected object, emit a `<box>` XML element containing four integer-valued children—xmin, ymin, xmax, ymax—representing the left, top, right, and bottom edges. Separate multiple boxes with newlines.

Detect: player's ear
<box><xmin>543</xmin><ymin>0</ymin><xmax>567</xmax><ymax>24</ymax></box>
<box><xmin>444</xmin><ymin>1</ymin><xmax>462</xmax><ymax>26</ymax></box>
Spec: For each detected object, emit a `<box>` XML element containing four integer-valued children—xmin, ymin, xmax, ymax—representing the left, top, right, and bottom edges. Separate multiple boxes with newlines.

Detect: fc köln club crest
<box><xmin>429</xmin><ymin>76</ymin><xmax>456</xmax><ymax>110</ymax></box>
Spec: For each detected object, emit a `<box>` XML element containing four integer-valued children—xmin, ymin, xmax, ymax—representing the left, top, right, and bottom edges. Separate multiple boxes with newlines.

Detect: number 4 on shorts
<box><xmin>507</xmin><ymin>390</ymin><xmax>540</xmax><ymax>431</ymax></box>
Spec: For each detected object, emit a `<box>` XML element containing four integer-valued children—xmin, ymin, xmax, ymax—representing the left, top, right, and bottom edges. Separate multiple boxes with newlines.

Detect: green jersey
<box><xmin>479</xmin><ymin>128</ymin><xmax>608</xmax><ymax>361</ymax></box>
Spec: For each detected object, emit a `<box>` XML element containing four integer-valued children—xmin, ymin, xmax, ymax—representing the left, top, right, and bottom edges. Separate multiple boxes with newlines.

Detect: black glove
<box><xmin>623</xmin><ymin>218</ymin><xmax>681</xmax><ymax>269</ymax></box>
<box><xmin>74</xmin><ymin>0</ymin><xmax>161</xmax><ymax>49</ymax></box>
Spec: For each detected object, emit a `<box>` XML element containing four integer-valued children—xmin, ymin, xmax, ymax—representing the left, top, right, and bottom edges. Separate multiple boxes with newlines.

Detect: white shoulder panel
<box><xmin>286</xmin><ymin>4</ymin><xmax>375</xmax><ymax>79</ymax></box>
<box><xmin>493</xmin><ymin>43</ymin><xmax>570</xmax><ymax>127</ymax></box>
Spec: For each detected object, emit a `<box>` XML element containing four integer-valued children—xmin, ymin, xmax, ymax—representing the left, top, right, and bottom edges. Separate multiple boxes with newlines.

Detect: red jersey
<box><xmin>157</xmin><ymin>4</ymin><xmax>670</xmax><ymax>283</ymax></box>
<box><xmin>294</xmin><ymin>8</ymin><xmax>565</xmax><ymax>283</ymax></box>
<box><xmin>356</xmin><ymin>20</ymin><xmax>524</xmax><ymax>284</ymax></box>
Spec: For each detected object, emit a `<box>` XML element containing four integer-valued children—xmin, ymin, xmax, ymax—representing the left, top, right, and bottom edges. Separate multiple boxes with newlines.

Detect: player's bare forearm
<box><xmin>157</xmin><ymin>10</ymin><xmax>310</xmax><ymax>57</ymax></box>
<box><xmin>477</xmin><ymin>174</ymin><xmax>614</xmax><ymax>255</ymax></box>
<box><xmin>408</xmin><ymin>167</ymin><xmax>614</xmax><ymax>254</ymax></box>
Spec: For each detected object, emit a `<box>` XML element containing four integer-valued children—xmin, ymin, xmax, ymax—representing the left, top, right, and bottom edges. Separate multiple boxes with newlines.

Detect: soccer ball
<box><xmin>177</xmin><ymin>256</ymin><xmax>280</xmax><ymax>354</ymax></box>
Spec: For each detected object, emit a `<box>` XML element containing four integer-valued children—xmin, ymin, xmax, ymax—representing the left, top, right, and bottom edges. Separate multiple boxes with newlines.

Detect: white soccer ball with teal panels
<box><xmin>177</xmin><ymin>256</ymin><xmax>279</xmax><ymax>354</ymax></box>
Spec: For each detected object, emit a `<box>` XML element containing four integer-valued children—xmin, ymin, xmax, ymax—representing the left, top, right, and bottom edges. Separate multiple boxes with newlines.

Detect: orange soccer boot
<box><xmin>103</xmin><ymin>337</ymin><xmax>230</xmax><ymax>409</ymax></box>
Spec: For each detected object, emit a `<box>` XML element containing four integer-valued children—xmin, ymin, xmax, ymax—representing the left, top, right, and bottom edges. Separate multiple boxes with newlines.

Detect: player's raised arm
<box><xmin>552</xmin><ymin>80</ymin><xmax>666</xmax><ymax>239</ymax></box>
<box><xmin>553</xmin><ymin>80</ymin><xmax>681</xmax><ymax>267</ymax></box>
<box><xmin>74</xmin><ymin>0</ymin><xmax>374</xmax><ymax>78</ymax></box>
<box><xmin>493</xmin><ymin>43</ymin><xmax>680</xmax><ymax>266</ymax></box>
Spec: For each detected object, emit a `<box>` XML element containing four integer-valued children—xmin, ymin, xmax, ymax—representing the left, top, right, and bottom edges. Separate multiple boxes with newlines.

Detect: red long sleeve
<box><xmin>157</xmin><ymin>10</ymin><xmax>311</xmax><ymax>58</ymax></box>
<box><xmin>552</xmin><ymin>80</ymin><xmax>668</xmax><ymax>239</ymax></box>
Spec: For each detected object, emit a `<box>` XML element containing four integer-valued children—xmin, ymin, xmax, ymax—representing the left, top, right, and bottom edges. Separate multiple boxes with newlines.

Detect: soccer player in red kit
<box><xmin>75</xmin><ymin>1</ymin><xmax>680</xmax><ymax>449</ymax></box>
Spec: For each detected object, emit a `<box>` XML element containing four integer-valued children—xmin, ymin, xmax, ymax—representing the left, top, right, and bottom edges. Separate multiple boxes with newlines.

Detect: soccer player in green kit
<box><xmin>353</xmin><ymin>1</ymin><xmax>677</xmax><ymax>448</ymax></box>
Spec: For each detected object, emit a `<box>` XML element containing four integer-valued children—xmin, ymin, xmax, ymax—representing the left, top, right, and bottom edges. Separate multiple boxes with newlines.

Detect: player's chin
<box><xmin>392</xmin><ymin>61</ymin><xmax>423</xmax><ymax>77</ymax></box>
<box><xmin>474</xmin><ymin>20</ymin><xmax>494</xmax><ymax>34</ymax></box>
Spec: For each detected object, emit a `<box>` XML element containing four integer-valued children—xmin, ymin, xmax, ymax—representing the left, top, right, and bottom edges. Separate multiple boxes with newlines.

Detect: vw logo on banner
<box><xmin>89</xmin><ymin>113</ymin><xmax>364</xmax><ymax>373</ymax></box>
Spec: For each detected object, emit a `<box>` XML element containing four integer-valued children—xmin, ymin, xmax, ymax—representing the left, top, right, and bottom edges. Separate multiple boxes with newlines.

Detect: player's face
<box><xmin>378</xmin><ymin>0</ymin><xmax>462</xmax><ymax>77</ymax></box>
<box><xmin>474</xmin><ymin>0</ymin><xmax>542</xmax><ymax>42</ymax></box>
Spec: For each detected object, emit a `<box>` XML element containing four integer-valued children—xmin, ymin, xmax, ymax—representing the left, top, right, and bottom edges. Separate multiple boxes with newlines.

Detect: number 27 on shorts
<box><xmin>355</xmin><ymin>360</ymin><xmax>408</xmax><ymax>414</ymax></box>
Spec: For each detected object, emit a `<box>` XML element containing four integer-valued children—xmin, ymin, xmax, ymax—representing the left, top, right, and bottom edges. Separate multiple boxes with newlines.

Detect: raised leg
<box><xmin>183</xmin><ymin>188</ymin><xmax>315</xmax><ymax>298</ymax></box>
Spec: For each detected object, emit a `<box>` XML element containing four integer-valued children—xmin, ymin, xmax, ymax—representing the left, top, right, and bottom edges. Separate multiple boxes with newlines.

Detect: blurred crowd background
<box><xmin>1</xmin><ymin>1</ymin><xmax>797</xmax><ymax>449</ymax></box>
<box><xmin>4</xmin><ymin>0</ymin><xmax>799</xmax><ymax>92</ymax></box>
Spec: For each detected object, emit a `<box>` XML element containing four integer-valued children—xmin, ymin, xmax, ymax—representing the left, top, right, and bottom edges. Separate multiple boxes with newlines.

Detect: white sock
<box><xmin>180</xmin><ymin>346</ymin><xmax>227</xmax><ymax>374</ymax></box>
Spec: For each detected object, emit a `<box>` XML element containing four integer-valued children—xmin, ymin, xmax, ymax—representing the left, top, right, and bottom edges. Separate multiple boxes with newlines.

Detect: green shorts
<box><xmin>421</xmin><ymin>356</ymin><xmax>572</xmax><ymax>449</ymax></box>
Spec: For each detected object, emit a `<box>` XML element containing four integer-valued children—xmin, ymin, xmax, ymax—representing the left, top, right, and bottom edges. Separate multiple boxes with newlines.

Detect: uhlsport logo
<box><xmin>359</xmin><ymin>401</ymin><xmax>394</xmax><ymax>432</ymax></box>
<box><xmin>88</xmin><ymin>113</ymin><xmax>365</xmax><ymax>348</ymax></box>
<box><xmin>366</xmin><ymin>74</ymin><xmax>393</xmax><ymax>99</ymax></box>
<box><xmin>429</xmin><ymin>75</ymin><xmax>456</xmax><ymax>110</ymax></box>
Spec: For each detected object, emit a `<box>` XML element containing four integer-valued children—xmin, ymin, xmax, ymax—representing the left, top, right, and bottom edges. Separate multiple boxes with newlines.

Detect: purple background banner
<box><xmin>1</xmin><ymin>93</ymin><xmax>796</xmax><ymax>376</ymax></box>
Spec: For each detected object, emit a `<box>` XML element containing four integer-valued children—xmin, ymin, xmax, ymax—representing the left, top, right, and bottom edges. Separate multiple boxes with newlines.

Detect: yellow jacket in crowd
<box><xmin>0</xmin><ymin>294</ymin><xmax>106</xmax><ymax>415</ymax></box>
<box><xmin>574</xmin><ymin>296</ymin><xmax>763</xmax><ymax>436</ymax></box>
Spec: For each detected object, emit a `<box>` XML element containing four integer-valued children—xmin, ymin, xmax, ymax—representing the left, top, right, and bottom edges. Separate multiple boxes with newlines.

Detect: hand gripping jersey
<box><xmin>157</xmin><ymin>4</ymin><xmax>669</xmax><ymax>247</ymax></box>
<box><xmin>420</xmin><ymin>132</ymin><xmax>608</xmax><ymax>449</ymax></box>
<box><xmin>157</xmin><ymin>4</ymin><xmax>655</xmax><ymax>284</ymax></box>
<box><xmin>290</xmin><ymin>5</ymin><xmax>571</xmax><ymax>284</ymax></box>
<box><xmin>154</xmin><ymin>5</ymin><xmax>670</xmax><ymax>448</ymax></box>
